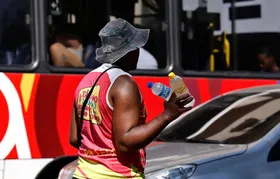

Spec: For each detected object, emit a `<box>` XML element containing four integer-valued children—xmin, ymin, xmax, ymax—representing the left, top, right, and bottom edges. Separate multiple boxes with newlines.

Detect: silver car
<box><xmin>40</xmin><ymin>85</ymin><xmax>280</xmax><ymax>179</ymax></box>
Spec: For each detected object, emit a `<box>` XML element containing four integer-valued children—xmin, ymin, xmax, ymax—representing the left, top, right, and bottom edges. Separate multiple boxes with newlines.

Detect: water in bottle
<box><xmin>147</xmin><ymin>82</ymin><xmax>173</xmax><ymax>101</ymax></box>
<box><xmin>168</xmin><ymin>72</ymin><xmax>195</xmax><ymax>107</ymax></box>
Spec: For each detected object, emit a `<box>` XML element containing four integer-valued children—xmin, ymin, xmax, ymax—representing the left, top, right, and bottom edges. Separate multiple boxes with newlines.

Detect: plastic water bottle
<box><xmin>147</xmin><ymin>82</ymin><xmax>173</xmax><ymax>101</ymax></box>
<box><xmin>168</xmin><ymin>72</ymin><xmax>195</xmax><ymax>107</ymax></box>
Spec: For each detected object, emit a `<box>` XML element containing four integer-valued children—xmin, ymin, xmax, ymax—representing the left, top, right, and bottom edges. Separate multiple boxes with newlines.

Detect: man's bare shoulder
<box><xmin>112</xmin><ymin>75</ymin><xmax>141</xmax><ymax>100</ymax></box>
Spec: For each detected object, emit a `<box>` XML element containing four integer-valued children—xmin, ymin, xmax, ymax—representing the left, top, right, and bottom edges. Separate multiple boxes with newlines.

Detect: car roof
<box><xmin>225</xmin><ymin>84</ymin><xmax>280</xmax><ymax>95</ymax></box>
<box><xmin>162</xmin><ymin>84</ymin><xmax>280</xmax><ymax>132</ymax></box>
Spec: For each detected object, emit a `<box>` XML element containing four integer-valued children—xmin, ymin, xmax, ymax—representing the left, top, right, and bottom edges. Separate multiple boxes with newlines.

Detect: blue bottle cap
<box><xmin>147</xmin><ymin>82</ymin><xmax>153</xmax><ymax>88</ymax></box>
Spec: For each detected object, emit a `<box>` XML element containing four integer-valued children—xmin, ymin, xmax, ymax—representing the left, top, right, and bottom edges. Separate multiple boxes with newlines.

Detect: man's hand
<box><xmin>162</xmin><ymin>93</ymin><xmax>193</xmax><ymax>122</ymax></box>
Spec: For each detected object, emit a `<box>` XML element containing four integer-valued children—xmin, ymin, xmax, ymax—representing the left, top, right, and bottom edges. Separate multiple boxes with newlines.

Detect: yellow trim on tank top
<box><xmin>73</xmin><ymin>157</ymin><xmax>144</xmax><ymax>179</ymax></box>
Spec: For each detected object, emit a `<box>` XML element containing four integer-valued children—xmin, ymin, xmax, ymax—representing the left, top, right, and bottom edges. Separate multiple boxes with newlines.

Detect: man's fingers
<box><xmin>179</xmin><ymin>96</ymin><xmax>193</xmax><ymax>106</ymax></box>
<box><xmin>178</xmin><ymin>106</ymin><xmax>192</xmax><ymax>113</ymax></box>
<box><xmin>168</xmin><ymin>92</ymin><xmax>178</xmax><ymax>102</ymax></box>
<box><xmin>175</xmin><ymin>93</ymin><xmax>191</xmax><ymax>102</ymax></box>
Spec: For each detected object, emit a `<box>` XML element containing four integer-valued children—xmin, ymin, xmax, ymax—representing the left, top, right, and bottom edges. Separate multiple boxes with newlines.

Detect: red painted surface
<box><xmin>0</xmin><ymin>72</ymin><xmax>278</xmax><ymax>159</ymax></box>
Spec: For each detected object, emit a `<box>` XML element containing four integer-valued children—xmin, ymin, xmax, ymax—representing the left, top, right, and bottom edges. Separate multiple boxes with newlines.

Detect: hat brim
<box><xmin>95</xmin><ymin>28</ymin><xmax>150</xmax><ymax>64</ymax></box>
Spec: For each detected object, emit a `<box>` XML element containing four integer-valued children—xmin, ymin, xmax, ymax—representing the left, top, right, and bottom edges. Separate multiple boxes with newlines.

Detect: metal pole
<box><xmin>165</xmin><ymin>0</ymin><xmax>182</xmax><ymax>74</ymax></box>
<box><xmin>231</xmin><ymin>0</ymin><xmax>238</xmax><ymax>70</ymax></box>
<box><xmin>107</xmin><ymin>0</ymin><xmax>112</xmax><ymax>20</ymax></box>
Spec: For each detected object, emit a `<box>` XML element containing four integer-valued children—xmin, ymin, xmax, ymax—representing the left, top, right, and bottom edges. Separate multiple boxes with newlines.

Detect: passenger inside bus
<box><xmin>47</xmin><ymin>0</ymin><xmax>108</xmax><ymax>68</ymax></box>
<box><xmin>49</xmin><ymin>27</ymin><xmax>85</xmax><ymax>68</ymax></box>
<box><xmin>257</xmin><ymin>47</ymin><xmax>279</xmax><ymax>72</ymax></box>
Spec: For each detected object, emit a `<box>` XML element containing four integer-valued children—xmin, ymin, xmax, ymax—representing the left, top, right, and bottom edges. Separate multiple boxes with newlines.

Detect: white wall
<box><xmin>1</xmin><ymin>159</ymin><xmax>53</xmax><ymax>179</ymax></box>
<box><xmin>184</xmin><ymin>0</ymin><xmax>280</xmax><ymax>35</ymax></box>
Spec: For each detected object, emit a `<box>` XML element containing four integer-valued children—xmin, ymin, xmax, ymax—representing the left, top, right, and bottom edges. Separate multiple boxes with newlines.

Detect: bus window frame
<box><xmin>3</xmin><ymin>0</ymin><xmax>280</xmax><ymax>80</ymax></box>
<box><xmin>0</xmin><ymin>0</ymin><xmax>40</xmax><ymax>72</ymax></box>
<box><xmin>41</xmin><ymin>0</ymin><xmax>280</xmax><ymax>79</ymax></box>
<box><xmin>182</xmin><ymin>70</ymin><xmax>280</xmax><ymax>79</ymax></box>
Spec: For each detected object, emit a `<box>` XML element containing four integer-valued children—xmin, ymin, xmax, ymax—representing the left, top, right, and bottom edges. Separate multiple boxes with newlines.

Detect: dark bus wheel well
<box><xmin>35</xmin><ymin>156</ymin><xmax>78</xmax><ymax>179</ymax></box>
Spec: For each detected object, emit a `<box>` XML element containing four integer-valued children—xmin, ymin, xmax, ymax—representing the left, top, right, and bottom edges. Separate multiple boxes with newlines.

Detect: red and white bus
<box><xmin>1</xmin><ymin>0</ymin><xmax>280</xmax><ymax>178</ymax></box>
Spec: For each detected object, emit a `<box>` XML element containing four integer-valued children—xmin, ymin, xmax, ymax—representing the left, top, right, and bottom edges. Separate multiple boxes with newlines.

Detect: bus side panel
<box><xmin>0</xmin><ymin>73</ymin><xmax>278</xmax><ymax>179</ymax></box>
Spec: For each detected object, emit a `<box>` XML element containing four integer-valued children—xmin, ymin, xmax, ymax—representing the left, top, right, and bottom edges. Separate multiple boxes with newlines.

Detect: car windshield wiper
<box><xmin>185</xmin><ymin>138</ymin><xmax>226</xmax><ymax>144</ymax></box>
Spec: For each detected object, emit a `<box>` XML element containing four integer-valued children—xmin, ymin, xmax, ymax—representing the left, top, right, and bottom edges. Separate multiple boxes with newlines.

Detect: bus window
<box><xmin>181</xmin><ymin>0</ymin><xmax>280</xmax><ymax>73</ymax></box>
<box><xmin>0</xmin><ymin>0</ymin><xmax>32</xmax><ymax>65</ymax></box>
<box><xmin>47</xmin><ymin>0</ymin><xmax>109</xmax><ymax>68</ymax></box>
<box><xmin>132</xmin><ymin>0</ymin><xmax>167</xmax><ymax>70</ymax></box>
<box><xmin>47</xmin><ymin>0</ymin><xmax>167</xmax><ymax>70</ymax></box>
<box><xmin>181</xmin><ymin>1</ymin><xmax>226</xmax><ymax>72</ymax></box>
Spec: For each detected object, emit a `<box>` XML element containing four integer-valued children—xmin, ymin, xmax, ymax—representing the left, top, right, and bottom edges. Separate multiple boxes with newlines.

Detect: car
<box><xmin>43</xmin><ymin>85</ymin><xmax>280</xmax><ymax>179</ymax></box>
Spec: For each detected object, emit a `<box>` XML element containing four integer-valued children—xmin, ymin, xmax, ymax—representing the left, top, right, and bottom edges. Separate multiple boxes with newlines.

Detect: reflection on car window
<box><xmin>158</xmin><ymin>92</ymin><xmax>280</xmax><ymax>144</ymax></box>
<box><xmin>0</xmin><ymin>0</ymin><xmax>32</xmax><ymax>65</ymax></box>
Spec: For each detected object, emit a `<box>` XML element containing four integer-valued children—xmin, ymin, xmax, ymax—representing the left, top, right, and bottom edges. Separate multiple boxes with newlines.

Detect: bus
<box><xmin>1</xmin><ymin>0</ymin><xmax>280</xmax><ymax>178</ymax></box>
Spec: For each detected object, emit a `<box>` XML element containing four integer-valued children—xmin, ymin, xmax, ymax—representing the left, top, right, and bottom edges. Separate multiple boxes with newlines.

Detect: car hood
<box><xmin>145</xmin><ymin>141</ymin><xmax>247</xmax><ymax>173</ymax></box>
<box><xmin>57</xmin><ymin>142</ymin><xmax>247</xmax><ymax>178</ymax></box>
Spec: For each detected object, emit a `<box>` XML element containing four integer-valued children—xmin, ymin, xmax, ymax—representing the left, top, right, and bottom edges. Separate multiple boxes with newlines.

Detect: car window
<box><xmin>268</xmin><ymin>139</ymin><xmax>280</xmax><ymax>162</ymax></box>
<box><xmin>158</xmin><ymin>92</ymin><xmax>280</xmax><ymax>144</ymax></box>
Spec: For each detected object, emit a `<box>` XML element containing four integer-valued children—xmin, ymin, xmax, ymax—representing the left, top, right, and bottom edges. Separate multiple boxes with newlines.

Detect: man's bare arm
<box><xmin>111</xmin><ymin>75</ymin><xmax>192</xmax><ymax>154</ymax></box>
<box><xmin>69</xmin><ymin>105</ymin><xmax>80</xmax><ymax>149</ymax></box>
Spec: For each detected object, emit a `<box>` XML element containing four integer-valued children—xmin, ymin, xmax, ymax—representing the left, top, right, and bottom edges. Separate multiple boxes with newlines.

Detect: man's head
<box><xmin>95</xmin><ymin>18</ymin><xmax>150</xmax><ymax>71</ymax></box>
<box><xmin>257</xmin><ymin>47</ymin><xmax>278</xmax><ymax>72</ymax></box>
<box><xmin>113</xmin><ymin>48</ymin><xmax>140</xmax><ymax>71</ymax></box>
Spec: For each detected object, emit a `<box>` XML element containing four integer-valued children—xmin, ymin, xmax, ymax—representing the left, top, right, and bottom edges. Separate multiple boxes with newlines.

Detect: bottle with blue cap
<box><xmin>147</xmin><ymin>82</ymin><xmax>173</xmax><ymax>101</ymax></box>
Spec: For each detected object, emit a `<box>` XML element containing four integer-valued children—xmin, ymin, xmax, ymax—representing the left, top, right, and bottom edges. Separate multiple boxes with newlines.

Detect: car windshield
<box><xmin>157</xmin><ymin>91</ymin><xmax>280</xmax><ymax>144</ymax></box>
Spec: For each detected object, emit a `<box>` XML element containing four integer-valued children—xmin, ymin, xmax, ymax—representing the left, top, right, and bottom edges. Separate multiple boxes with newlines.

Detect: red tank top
<box><xmin>73</xmin><ymin>64</ymin><xmax>147</xmax><ymax>179</ymax></box>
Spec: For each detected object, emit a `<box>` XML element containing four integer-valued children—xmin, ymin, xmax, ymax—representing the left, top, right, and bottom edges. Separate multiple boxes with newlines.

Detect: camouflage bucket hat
<box><xmin>95</xmin><ymin>18</ymin><xmax>150</xmax><ymax>64</ymax></box>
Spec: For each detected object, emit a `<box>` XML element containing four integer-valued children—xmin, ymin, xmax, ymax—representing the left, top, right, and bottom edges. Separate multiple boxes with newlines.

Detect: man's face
<box><xmin>257</xmin><ymin>54</ymin><xmax>274</xmax><ymax>72</ymax></box>
<box><xmin>116</xmin><ymin>49</ymin><xmax>140</xmax><ymax>71</ymax></box>
<box><xmin>131</xmin><ymin>49</ymin><xmax>140</xmax><ymax>70</ymax></box>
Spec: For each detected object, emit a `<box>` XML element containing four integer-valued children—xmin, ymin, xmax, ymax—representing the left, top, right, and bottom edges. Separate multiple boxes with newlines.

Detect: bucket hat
<box><xmin>95</xmin><ymin>18</ymin><xmax>150</xmax><ymax>64</ymax></box>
